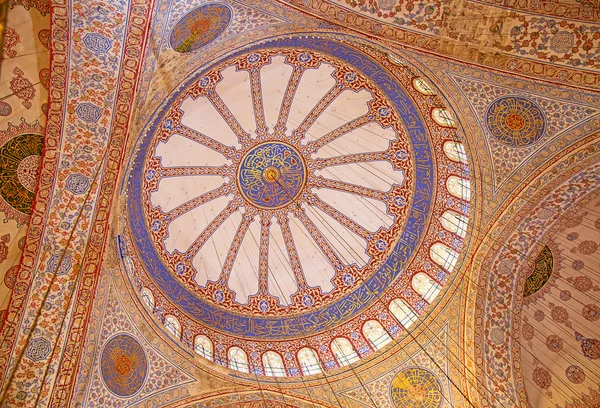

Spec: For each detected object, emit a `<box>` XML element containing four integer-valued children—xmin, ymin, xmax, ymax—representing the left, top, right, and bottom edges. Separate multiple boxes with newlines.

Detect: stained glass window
<box><xmin>412</xmin><ymin>272</ymin><xmax>442</xmax><ymax>303</ymax></box>
<box><xmin>194</xmin><ymin>335</ymin><xmax>213</xmax><ymax>360</ymax></box>
<box><xmin>140</xmin><ymin>288</ymin><xmax>154</xmax><ymax>310</ymax></box>
<box><xmin>443</xmin><ymin>141</ymin><xmax>467</xmax><ymax>163</ymax></box>
<box><xmin>432</xmin><ymin>108</ymin><xmax>455</xmax><ymax>127</ymax></box>
<box><xmin>298</xmin><ymin>347</ymin><xmax>322</xmax><ymax>375</ymax></box>
<box><xmin>430</xmin><ymin>243</ymin><xmax>459</xmax><ymax>273</ymax></box>
<box><xmin>362</xmin><ymin>320</ymin><xmax>392</xmax><ymax>349</ymax></box>
<box><xmin>446</xmin><ymin>176</ymin><xmax>470</xmax><ymax>201</ymax></box>
<box><xmin>228</xmin><ymin>347</ymin><xmax>249</xmax><ymax>373</ymax></box>
<box><xmin>413</xmin><ymin>77</ymin><xmax>435</xmax><ymax>95</ymax></box>
<box><xmin>263</xmin><ymin>351</ymin><xmax>286</xmax><ymax>377</ymax></box>
<box><xmin>164</xmin><ymin>315</ymin><xmax>180</xmax><ymax>339</ymax></box>
<box><xmin>440</xmin><ymin>210</ymin><xmax>468</xmax><ymax>238</ymax></box>
<box><xmin>389</xmin><ymin>299</ymin><xmax>418</xmax><ymax>328</ymax></box>
<box><xmin>331</xmin><ymin>337</ymin><xmax>359</xmax><ymax>367</ymax></box>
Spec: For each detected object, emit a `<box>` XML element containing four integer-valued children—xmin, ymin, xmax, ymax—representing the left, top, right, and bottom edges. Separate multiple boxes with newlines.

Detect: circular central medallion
<box><xmin>237</xmin><ymin>142</ymin><xmax>306</xmax><ymax>209</ymax></box>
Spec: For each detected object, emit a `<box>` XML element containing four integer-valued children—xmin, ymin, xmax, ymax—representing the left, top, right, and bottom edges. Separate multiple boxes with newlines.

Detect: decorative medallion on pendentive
<box><xmin>100</xmin><ymin>334</ymin><xmax>148</xmax><ymax>397</ymax></box>
<box><xmin>486</xmin><ymin>96</ymin><xmax>545</xmax><ymax>147</ymax></box>
<box><xmin>390</xmin><ymin>367</ymin><xmax>443</xmax><ymax>408</ymax></box>
<box><xmin>170</xmin><ymin>4</ymin><xmax>232</xmax><ymax>53</ymax></box>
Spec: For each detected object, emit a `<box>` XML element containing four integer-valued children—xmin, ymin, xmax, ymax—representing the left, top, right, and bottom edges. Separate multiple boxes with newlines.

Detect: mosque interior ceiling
<box><xmin>0</xmin><ymin>0</ymin><xmax>598</xmax><ymax>407</ymax></box>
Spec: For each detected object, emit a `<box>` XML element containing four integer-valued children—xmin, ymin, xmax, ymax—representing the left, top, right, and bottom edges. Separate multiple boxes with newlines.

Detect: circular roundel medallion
<box><xmin>170</xmin><ymin>4</ymin><xmax>232</xmax><ymax>53</ymax></box>
<box><xmin>390</xmin><ymin>367</ymin><xmax>443</xmax><ymax>408</ymax></box>
<box><xmin>486</xmin><ymin>96</ymin><xmax>545</xmax><ymax>147</ymax></box>
<box><xmin>237</xmin><ymin>142</ymin><xmax>306</xmax><ymax>209</ymax></box>
<box><xmin>100</xmin><ymin>334</ymin><xmax>148</xmax><ymax>397</ymax></box>
<box><xmin>0</xmin><ymin>133</ymin><xmax>43</xmax><ymax>215</ymax></box>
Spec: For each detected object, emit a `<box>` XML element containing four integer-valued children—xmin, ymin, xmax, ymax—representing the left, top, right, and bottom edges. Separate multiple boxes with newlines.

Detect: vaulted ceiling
<box><xmin>0</xmin><ymin>0</ymin><xmax>598</xmax><ymax>407</ymax></box>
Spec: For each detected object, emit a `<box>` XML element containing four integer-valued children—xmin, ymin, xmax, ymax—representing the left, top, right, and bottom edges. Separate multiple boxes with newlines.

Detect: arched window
<box><xmin>412</xmin><ymin>272</ymin><xmax>442</xmax><ymax>303</ymax></box>
<box><xmin>362</xmin><ymin>320</ymin><xmax>392</xmax><ymax>349</ymax></box>
<box><xmin>263</xmin><ymin>351</ymin><xmax>286</xmax><ymax>377</ymax></box>
<box><xmin>443</xmin><ymin>141</ymin><xmax>467</xmax><ymax>164</ymax></box>
<box><xmin>440</xmin><ymin>210</ymin><xmax>468</xmax><ymax>238</ymax></box>
<box><xmin>446</xmin><ymin>176</ymin><xmax>470</xmax><ymax>201</ymax></box>
<box><xmin>413</xmin><ymin>77</ymin><xmax>435</xmax><ymax>95</ymax></box>
<box><xmin>388</xmin><ymin>53</ymin><xmax>405</xmax><ymax>66</ymax></box>
<box><xmin>140</xmin><ymin>288</ymin><xmax>154</xmax><ymax>310</ymax></box>
<box><xmin>164</xmin><ymin>315</ymin><xmax>180</xmax><ymax>339</ymax></box>
<box><xmin>432</xmin><ymin>108</ymin><xmax>455</xmax><ymax>127</ymax></box>
<box><xmin>430</xmin><ymin>243</ymin><xmax>459</xmax><ymax>273</ymax></box>
<box><xmin>228</xmin><ymin>347</ymin><xmax>249</xmax><ymax>373</ymax></box>
<box><xmin>331</xmin><ymin>338</ymin><xmax>359</xmax><ymax>367</ymax></box>
<box><xmin>298</xmin><ymin>347</ymin><xmax>322</xmax><ymax>375</ymax></box>
<box><xmin>194</xmin><ymin>335</ymin><xmax>213</xmax><ymax>360</ymax></box>
<box><xmin>389</xmin><ymin>299</ymin><xmax>418</xmax><ymax>328</ymax></box>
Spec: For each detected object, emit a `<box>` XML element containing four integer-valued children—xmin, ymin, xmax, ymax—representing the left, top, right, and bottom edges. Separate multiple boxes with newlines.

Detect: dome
<box><xmin>123</xmin><ymin>33</ymin><xmax>472</xmax><ymax>376</ymax></box>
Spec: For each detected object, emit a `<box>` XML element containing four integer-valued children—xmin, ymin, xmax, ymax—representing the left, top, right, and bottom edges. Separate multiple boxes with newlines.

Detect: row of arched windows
<box><xmin>138</xmin><ymin>265</ymin><xmax>457</xmax><ymax>376</ymax></box>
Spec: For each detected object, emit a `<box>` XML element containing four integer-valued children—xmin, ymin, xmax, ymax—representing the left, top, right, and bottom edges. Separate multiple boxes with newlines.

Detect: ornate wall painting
<box><xmin>169</xmin><ymin>3</ymin><xmax>232</xmax><ymax>53</ymax></box>
<box><xmin>100</xmin><ymin>334</ymin><xmax>148</xmax><ymax>397</ymax></box>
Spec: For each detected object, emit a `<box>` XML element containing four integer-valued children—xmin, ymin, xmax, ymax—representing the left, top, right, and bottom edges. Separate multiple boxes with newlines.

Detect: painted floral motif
<box><xmin>568</xmin><ymin>275</ymin><xmax>598</xmax><ymax>292</ymax></box>
<box><xmin>545</xmin><ymin>334</ymin><xmax>563</xmax><ymax>352</ymax></box>
<box><xmin>550</xmin><ymin>304</ymin><xmax>569</xmax><ymax>324</ymax></box>
<box><xmin>2</xmin><ymin>27</ymin><xmax>20</xmax><ymax>58</ymax></box>
<box><xmin>38</xmin><ymin>29</ymin><xmax>51</xmax><ymax>50</ymax></box>
<box><xmin>533</xmin><ymin>367</ymin><xmax>552</xmax><ymax>388</ymax></box>
<box><xmin>573</xmin><ymin>240</ymin><xmax>598</xmax><ymax>255</ymax></box>
<box><xmin>565</xmin><ymin>365</ymin><xmax>585</xmax><ymax>384</ymax></box>
<box><xmin>9</xmin><ymin>68</ymin><xmax>35</xmax><ymax>110</ymax></box>
<box><xmin>582</xmin><ymin>304</ymin><xmax>599</xmax><ymax>321</ymax></box>
<box><xmin>8</xmin><ymin>0</ymin><xmax>50</xmax><ymax>16</ymax></box>
<box><xmin>0</xmin><ymin>234</ymin><xmax>10</xmax><ymax>263</ymax></box>
<box><xmin>507</xmin><ymin>18</ymin><xmax>600</xmax><ymax>68</ymax></box>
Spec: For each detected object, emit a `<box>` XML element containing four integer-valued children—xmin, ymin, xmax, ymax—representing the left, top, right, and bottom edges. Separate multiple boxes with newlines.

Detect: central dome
<box><xmin>125</xmin><ymin>34</ymin><xmax>471</xmax><ymax>376</ymax></box>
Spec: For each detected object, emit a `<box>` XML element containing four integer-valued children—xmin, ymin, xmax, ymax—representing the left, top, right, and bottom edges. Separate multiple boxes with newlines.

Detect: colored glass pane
<box><xmin>440</xmin><ymin>210</ymin><xmax>468</xmax><ymax>238</ymax></box>
<box><xmin>298</xmin><ymin>348</ymin><xmax>322</xmax><ymax>375</ymax></box>
<box><xmin>446</xmin><ymin>176</ymin><xmax>470</xmax><ymax>201</ymax></box>
<box><xmin>389</xmin><ymin>299</ymin><xmax>418</xmax><ymax>328</ymax></box>
<box><xmin>331</xmin><ymin>337</ymin><xmax>359</xmax><ymax>367</ymax></box>
<box><xmin>412</xmin><ymin>272</ymin><xmax>442</xmax><ymax>303</ymax></box>
<box><xmin>443</xmin><ymin>141</ymin><xmax>467</xmax><ymax>163</ymax></box>
<box><xmin>194</xmin><ymin>335</ymin><xmax>213</xmax><ymax>360</ymax></box>
<box><xmin>228</xmin><ymin>347</ymin><xmax>249</xmax><ymax>373</ymax></box>
<box><xmin>430</xmin><ymin>243</ymin><xmax>459</xmax><ymax>273</ymax></box>
<box><xmin>363</xmin><ymin>320</ymin><xmax>392</xmax><ymax>349</ymax></box>
<box><xmin>263</xmin><ymin>351</ymin><xmax>285</xmax><ymax>377</ymax></box>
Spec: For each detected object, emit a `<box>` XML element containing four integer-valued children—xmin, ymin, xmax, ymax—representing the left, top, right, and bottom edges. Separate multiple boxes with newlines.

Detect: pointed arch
<box><xmin>412</xmin><ymin>272</ymin><xmax>442</xmax><ymax>303</ymax></box>
<box><xmin>389</xmin><ymin>298</ymin><xmax>418</xmax><ymax>328</ymax></box>
<box><xmin>430</xmin><ymin>243</ymin><xmax>459</xmax><ymax>273</ymax></box>
<box><xmin>331</xmin><ymin>337</ymin><xmax>359</xmax><ymax>367</ymax></box>
<box><xmin>263</xmin><ymin>351</ymin><xmax>286</xmax><ymax>377</ymax></box>
<box><xmin>362</xmin><ymin>320</ymin><xmax>392</xmax><ymax>349</ymax></box>
<box><xmin>140</xmin><ymin>287</ymin><xmax>154</xmax><ymax>310</ymax></box>
<box><xmin>228</xmin><ymin>346</ymin><xmax>249</xmax><ymax>373</ymax></box>
<box><xmin>298</xmin><ymin>347</ymin><xmax>322</xmax><ymax>375</ymax></box>
<box><xmin>413</xmin><ymin>77</ymin><xmax>435</xmax><ymax>95</ymax></box>
<box><xmin>164</xmin><ymin>315</ymin><xmax>181</xmax><ymax>339</ymax></box>
<box><xmin>443</xmin><ymin>141</ymin><xmax>467</xmax><ymax>163</ymax></box>
<box><xmin>194</xmin><ymin>335</ymin><xmax>213</xmax><ymax>360</ymax></box>
<box><xmin>440</xmin><ymin>210</ymin><xmax>468</xmax><ymax>238</ymax></box>
<box><xmin>432</xmin><ymin>108</ymin><xmax>455</xmax><ymax>127</ymax></box>
<box><xmin>446</xmin><ymin>176</ymin><xmax>470</xmax><ymax>201</ymax></box>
